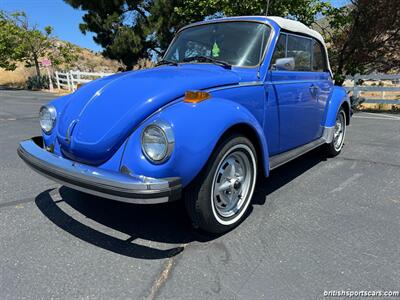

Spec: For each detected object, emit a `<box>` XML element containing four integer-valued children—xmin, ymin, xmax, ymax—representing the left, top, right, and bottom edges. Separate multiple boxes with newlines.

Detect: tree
<box><xmin>64</xmin><ymin>0</ymin><xmax>333</xmax><ymax>68</ymax></box>
<box><xmin>14</xmin><ymin>12</ymin><xmax>54</xmax><ymax>77</ymax></box>
<box><xmin>64</xmin><ymin>0</ymin><xmax>154</xmax><ymax>70</ymax></box>
<box><xmin>0</xmin><ymin>11</ymin><xmax>79</xmax><ymax>77</ymax></box>
<box><xmin>147</xmin><ymin>0</ymin><xmax>187</xmax><ymax>54</ymax></box>
<box><xmin>0</xmin><ymin>11</ymin><xmax>26</xmax><ymax>71</ymax></box>
<box><xmin>318</xmin><ymin>0</ymin><xmax>400</xmax><ymax>85</ymax></box>
<box><xmin>174</xmin><ymin>0</ymin><xmax>331</xmax><ymax>26</ymax></box>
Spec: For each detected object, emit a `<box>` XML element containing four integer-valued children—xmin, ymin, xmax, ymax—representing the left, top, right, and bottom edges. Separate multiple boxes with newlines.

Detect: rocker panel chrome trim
<box><xmin>269</xmin><ymin>126</ymin><xmax>332</xmax><ymax>170</ymax></box>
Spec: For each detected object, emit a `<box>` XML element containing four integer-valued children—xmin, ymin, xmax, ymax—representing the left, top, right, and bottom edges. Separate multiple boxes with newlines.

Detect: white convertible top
<box><xmin>268</xmin><ymin>16</ymin><xmax>333</xmax><ymax>75</ymax></box>
<box><xmin>268</xmin><ymin>16</ymin><xmax>324</xmax><ymax>45</ymax></box>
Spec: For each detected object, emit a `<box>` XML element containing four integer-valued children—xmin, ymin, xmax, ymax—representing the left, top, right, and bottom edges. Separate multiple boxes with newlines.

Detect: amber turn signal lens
<box><xmin>184</xmin><ymin>91</ymin><xmax>210</xmax><ymax>103</ymax></box>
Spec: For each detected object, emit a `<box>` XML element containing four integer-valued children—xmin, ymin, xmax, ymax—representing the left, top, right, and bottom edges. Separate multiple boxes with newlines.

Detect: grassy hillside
<box><xmin>0</xmin><ymin>39</ymin><xmax>123</xmax><ymax>88</ymax></box>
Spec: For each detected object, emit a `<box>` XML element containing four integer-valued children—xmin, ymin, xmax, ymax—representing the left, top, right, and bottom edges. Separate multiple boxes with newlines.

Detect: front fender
<box><xmin>120</xmin><ymin>98</ymin><xmax>269</xmax><ymax>187</ymax></box>
<box><xmin>323</xmin><ymin>86</ymin><xmax>351</xmax><ymax>127</ymax></box>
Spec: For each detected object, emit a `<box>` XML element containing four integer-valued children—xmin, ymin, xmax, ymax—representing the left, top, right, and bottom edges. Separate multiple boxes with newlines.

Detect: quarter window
<box><xmin>312</xmin><ymin>40</ymin><xmax>327</xmax><ymax>72</ymax></box>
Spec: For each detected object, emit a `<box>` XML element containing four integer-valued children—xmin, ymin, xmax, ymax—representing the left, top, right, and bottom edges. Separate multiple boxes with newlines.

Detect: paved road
<box><xmin>1</xmin><ymin>89</ymin><xmax>399</xmax><ymax>299</ymax></box>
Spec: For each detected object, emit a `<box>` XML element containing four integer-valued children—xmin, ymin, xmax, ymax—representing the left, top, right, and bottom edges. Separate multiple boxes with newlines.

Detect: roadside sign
<box><xmin>41</xmin><ymin>58</ymin><xmax>52</xmax><ymax>67</ymax></box>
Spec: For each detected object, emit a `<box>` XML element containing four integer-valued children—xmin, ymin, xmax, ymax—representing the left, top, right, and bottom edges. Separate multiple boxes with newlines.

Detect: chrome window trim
<box><xmin>267</xmin><ymin>78</ymin><xmax>328</xmax><ymax>85</ymax></box>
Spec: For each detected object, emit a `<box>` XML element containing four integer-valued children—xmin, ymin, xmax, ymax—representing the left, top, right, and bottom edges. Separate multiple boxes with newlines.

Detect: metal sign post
<box><xmin>41</xmin><ymin>58</ymin><xmax>53</xmax><ymax>91</ymax></box>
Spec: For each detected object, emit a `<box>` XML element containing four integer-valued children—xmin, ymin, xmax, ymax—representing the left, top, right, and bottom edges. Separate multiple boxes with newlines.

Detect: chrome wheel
<box><xmin>333</xmin><ymin>110</ymin><xmax>346</xmax><ymax>151</ymax></box>
<box><xmin>211</xmin><ymin>144</ymin><xmax>256</xmax><ymax>225</ymax></box>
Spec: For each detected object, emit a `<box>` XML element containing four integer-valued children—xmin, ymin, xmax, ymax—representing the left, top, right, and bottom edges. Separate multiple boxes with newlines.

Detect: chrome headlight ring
<box><xmin>39</xmin><ymin>105</ymin><xmax>57</xmax><ymax>134</ymax></box>
<box><xmin>141</xmin><ymin>120</ymin><xmax>175</xmax><ymax>164</ymax></box>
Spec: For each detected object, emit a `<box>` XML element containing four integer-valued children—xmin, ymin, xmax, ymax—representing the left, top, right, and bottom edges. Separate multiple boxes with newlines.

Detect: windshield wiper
<box><xmin>156</xmin><ymin>59</ymin><xmax>178</xmax><ymax>67</ymax></box>
<box><xmin>183</xmin><ymin>56</ymin><xmax>231</xmax><ymax>69</ymax></box>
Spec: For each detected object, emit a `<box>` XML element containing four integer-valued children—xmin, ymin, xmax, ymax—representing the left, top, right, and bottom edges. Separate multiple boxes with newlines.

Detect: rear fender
<box><xmin>324</xmin><ymin>86</ymin><xmax>351</xmax><ymax>127</ymax></box>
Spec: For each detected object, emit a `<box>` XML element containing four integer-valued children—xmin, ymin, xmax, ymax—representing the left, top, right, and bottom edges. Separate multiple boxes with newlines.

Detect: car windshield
<box><xmin>164</xmin><ymin>21</ymin><xmax>271</xmax><ymax>67</ymax></box>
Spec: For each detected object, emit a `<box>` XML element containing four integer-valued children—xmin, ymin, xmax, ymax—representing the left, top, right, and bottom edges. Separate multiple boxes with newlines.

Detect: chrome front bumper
<box><xmin>17</xmin><ymin>137</ymin><xmax>182</xmax><ymax>204</ymax></box>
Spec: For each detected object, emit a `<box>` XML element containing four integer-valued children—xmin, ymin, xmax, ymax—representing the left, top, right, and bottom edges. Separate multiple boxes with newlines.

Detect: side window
<box><xmin>271</xmin><ymin>34</ymin><xmax>286</xmax><ymax>65</ymax></box>
<box><xmin>312</xmin><ymin>40</ymin><xmax>327</xmax><ymax>72</ymax></box>
<box><xmin>271</xmin><ymin>33</ymin><xmax>316</xmax><ymax>72</ymax></box>
<box><xmin>287</xmin><ymin>35</ymin><xmax>312</xmax><ymax>71</ymax></box>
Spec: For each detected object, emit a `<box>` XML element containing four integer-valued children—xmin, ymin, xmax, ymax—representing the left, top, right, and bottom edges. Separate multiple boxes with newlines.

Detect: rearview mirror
<box><xmin>273</xmin><ymin>57</ymin><xmax>295</xmax><ymax>71</ymax></box>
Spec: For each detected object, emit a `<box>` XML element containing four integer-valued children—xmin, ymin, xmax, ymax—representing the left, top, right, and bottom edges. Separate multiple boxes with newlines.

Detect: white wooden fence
<box><xmin>344</xmin><ymin>74</ymin><xmax>400</xmax><ymax>105</ymax></box>
<box><xmin>55</xmin><ymin>71</ymin><xmax>114</xmax><ymax>92</ymax></box>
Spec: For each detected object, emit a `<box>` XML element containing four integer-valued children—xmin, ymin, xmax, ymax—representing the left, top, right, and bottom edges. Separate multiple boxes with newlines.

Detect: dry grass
<box><xmin>344</xmin><ymin>79</ymin><xmax>400</xmax><ymax>112</ymax></box>
<box><xmin>64</xmin><ymin>48</ymin><xmax>123</xmax><ymax>73</ymax></box>
<box><xmin>0</xmin><ymin>39</ymin><xmax>124</xmax><ymax>89</ymax></box>
<box><xmin>359</xmin><ymin>103</ymin><xmax>400</xmax><ymax>112</ymax></box>
<box><xmin>0</xmin><ymin>64</ymin><xmax>35</xmax><ymax>88</ymax></box>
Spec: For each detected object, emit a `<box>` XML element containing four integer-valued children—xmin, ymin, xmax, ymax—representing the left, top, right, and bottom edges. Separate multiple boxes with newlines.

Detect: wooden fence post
<box><xmin>353</xmin><ymin>74</ymin><xmax>360</xmax><ymax>99</ymax></box>
<box><xmin>55</xmin><ymin>71</ymin><xmax>61</xmax><ymax>90</ymax></box>
<box><xmin>66</xmin><ymin>72</ymin><xmax>71</xmax><ymax>91</ymax></box>
<box><xmin>70</xmin><ymin>71</ymin><xmax>75</xmax><ymax>91</ymax></box>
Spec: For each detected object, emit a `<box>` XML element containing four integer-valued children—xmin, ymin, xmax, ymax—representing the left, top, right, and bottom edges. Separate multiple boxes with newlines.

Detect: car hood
<box><xmin>57</xmin><ymin>65</ymin><xmax>241</xmax><ymax>165</ymax></box>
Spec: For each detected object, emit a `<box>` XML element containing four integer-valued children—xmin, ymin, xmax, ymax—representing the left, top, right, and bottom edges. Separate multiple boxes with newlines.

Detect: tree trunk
<box><xmin>33</xmin><ymin>54</ymin><xmax>41</xmax><ymax>77</ymax></box>
<box><xmin>334</xmin><ymin>56</ymin><xmax>345</xmax><ymax>86</ymax></box>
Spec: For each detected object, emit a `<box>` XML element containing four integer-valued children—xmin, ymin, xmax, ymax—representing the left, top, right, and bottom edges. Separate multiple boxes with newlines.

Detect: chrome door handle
<box><xmin>309</xmin><ymin>85</ymin><xmax>319</xmax><ymax>97</ymax></box>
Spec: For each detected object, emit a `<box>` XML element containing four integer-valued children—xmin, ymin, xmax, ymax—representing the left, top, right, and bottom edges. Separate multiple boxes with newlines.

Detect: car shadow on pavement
<box><xmin>35</xmin><ymin>148</ymin><xmax>326</xmax><ymax>260</ymax></box>
<box><xmin>252</xmin><ymin>148</ymin><xmax>327</xmax><ymax>206</ymax></box>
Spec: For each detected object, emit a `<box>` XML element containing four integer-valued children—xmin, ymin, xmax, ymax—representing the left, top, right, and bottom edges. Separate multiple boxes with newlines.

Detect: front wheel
<box><xmin>325</xmin><ymin>107</ymin><xmax>347</xmax><ymax>157</ymax></box>
<box><xmin>184</xmin><ymin>134</ymin><xmax>257</xmax><ymax>234</ymax></box>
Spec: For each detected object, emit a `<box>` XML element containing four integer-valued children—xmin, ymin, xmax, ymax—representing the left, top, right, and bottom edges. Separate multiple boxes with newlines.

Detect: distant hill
<box><xmin>0</xmin><ymin>38</ymin><xmax>123</xmax><ymax>88</ymax></box>
<box><xmin>51</xmin><ymin>39</ymin><xmax>123</xmax><ymax>73</ymax></box>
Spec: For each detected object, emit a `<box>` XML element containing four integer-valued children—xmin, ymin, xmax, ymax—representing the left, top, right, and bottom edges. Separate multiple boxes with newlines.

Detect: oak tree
<box><xmin>318</xmin><ymin>0</ymin><xmax>400</xmax><ymax>85</ymax></box>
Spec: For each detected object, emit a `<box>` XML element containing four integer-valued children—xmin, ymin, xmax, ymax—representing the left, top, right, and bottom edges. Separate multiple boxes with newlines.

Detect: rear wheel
<box><xmin>184</xmin><ymin>134</ymin><xmax>257</xmax><ymax>234</ymax></box>
<box><xmin>325</xmin><ymin>107</ymin><xmax>346</xmax><ymax>157</ymax></box>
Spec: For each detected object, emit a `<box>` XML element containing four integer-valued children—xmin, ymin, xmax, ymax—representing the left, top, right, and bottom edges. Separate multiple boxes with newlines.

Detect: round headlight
<box><xmin>141</xmin><ymin>121</ymin><xmax>174</xmax><ymax>164</ymax></box>
<box><xmin>39</xmin><ymin>105</ymin><xmax>57</xmax><ymax>134</ymax></box>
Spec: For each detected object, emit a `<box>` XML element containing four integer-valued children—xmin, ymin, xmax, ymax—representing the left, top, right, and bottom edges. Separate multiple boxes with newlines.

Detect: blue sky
<box><xmin>0</xmin><ymin>0</ymin><xmax>102</xmax><ymax>51</ymax></box>
<box><xmin>0</xmin><ymin>0</ymin><xmax>349</xmax><ymax>52</ymax></box>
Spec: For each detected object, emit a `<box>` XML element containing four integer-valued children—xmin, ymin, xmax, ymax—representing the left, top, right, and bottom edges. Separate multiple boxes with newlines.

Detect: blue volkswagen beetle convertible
<box><xmin>18</xmin><ymin>16</ymin><xmax>350</xmax><ymax>233</ymax></box>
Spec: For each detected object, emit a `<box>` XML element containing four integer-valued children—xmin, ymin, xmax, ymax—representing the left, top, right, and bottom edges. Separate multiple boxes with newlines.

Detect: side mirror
<box><xmin>273</xmin><ymin>57</ymin><xmax>295</xmax><ymax>71</ymax></box>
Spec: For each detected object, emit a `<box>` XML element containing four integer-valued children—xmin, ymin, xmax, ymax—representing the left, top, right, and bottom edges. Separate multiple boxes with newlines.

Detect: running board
<box><xmin>269</xmin><ymin>137</ymin><xmax>326</xmax><ymax>171</ymax></box>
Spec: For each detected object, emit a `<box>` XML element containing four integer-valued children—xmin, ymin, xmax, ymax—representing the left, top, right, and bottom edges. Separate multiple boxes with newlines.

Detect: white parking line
<box><xmin>362</xmin><ymin>112</ymin><xmax>400</xmax><ymax>120</ymax></box>
<box><xmin>354</xmin><ymin>115</ymin><xmax>400</xmax><ymax>121</ymax></box>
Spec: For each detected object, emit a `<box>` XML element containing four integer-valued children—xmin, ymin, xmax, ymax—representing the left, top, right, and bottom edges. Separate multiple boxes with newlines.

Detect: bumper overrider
<box><xmin>17</xmin><ymin>137</ymin><xmax>182</xmax><ymax>204</ymax></box>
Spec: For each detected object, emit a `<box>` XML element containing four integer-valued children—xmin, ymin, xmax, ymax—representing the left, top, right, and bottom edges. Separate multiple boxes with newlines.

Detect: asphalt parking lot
<box><xmin>1</xmin><ymin>89</ymin><xmax>399</xmax><ymax>299</ymax></box>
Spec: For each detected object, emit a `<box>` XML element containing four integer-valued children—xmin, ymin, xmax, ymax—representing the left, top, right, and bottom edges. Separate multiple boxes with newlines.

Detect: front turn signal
<box><xmin>184</xmin><ymin>91</ymin><xmax>210</xmax><ymax>103</ymax></box>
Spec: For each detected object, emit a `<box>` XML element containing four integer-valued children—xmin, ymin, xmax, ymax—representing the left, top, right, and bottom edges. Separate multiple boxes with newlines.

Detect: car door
<box><xmin>270</xmin><ymin>33</ymin><xmax>326</xmax><ymax>152</ymax></box>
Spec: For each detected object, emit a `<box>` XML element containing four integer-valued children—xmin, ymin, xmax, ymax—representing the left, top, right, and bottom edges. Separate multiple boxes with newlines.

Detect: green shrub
<box><xmin>350</xmin><ymin>95</ymin><xmax>365</xmax><ymax>111</ymax></box>
<box><xmin>26</xmin><ymin>75</ymin><xmax>56</xmax><ymax>90</ymax></box>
